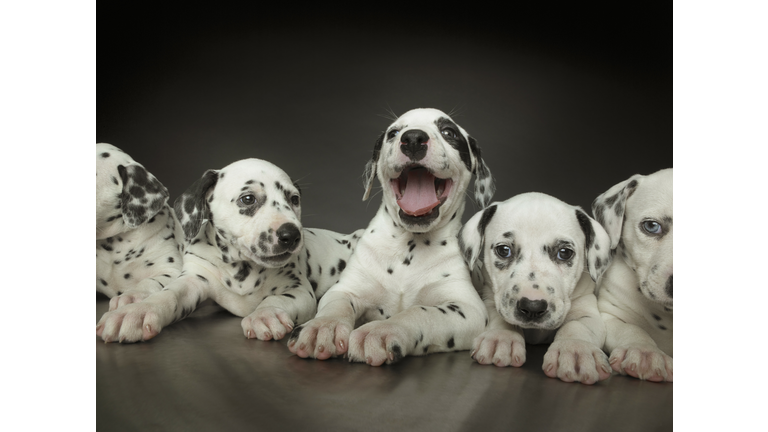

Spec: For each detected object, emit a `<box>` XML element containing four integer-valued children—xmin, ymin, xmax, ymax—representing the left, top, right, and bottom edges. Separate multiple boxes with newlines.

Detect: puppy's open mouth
<box><xmin>391</xmin><ymin>166</ymin><xmax>453</xmax><ymax>217</ymax></box>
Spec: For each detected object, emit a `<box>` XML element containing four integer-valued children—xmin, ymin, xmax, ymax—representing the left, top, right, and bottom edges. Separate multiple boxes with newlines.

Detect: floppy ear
<box><xmin>575</xmin><ymin>209</ymin><xmax>613</xmax><ymax>282</ymax></box>
<box><xmin>173</xmin><ymin>169</ymin><xmax>219</xmax><ymax>242</ymax></box>
<box><xmin>117</xmin><ymin>163</ymin><xmax>169</xmax><ymax>228</ymax></box>
<box><xmin>362</xmin><ymin>131</ymin><xmax>385</xmax><ymax>201</ymax></box>
<box><xmin>468</xmin><ymin>136</ymin><xmax>495</xmax><ymax>209</ymax></box>
<box><xmin>591</xmin><ymin>174</ymin><xmax>643</xmax><ymax>249</ymax></box>
<box><xmin>458</xmin><ymin>204</ymin><xmax>498</xmax><ymax>269</ymax></box>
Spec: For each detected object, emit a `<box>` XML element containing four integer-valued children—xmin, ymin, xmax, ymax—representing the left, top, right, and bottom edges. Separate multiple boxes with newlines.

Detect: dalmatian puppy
<box><xmin>97</xmin><ymin>158</ymin><xmax>358</xmax><ymax>343</ymax></box>
<box><xmin>592</xmin><ymin>168</ymin><xmax>673</xmax><ymax>382</ymax></box>
<box><xmin>288</xmin><ymin>108</ymin><xmax>495</xmax><ymax>366</ymax></box>
<box><xmin>459</xmin><ymin>193</ymin><xmax>614</xmax><ymax>384</ymax></box>
<box><xmin>96</xmin><ymin>143</ymin><xmax>183</xmax><ymax>311</ymax></box>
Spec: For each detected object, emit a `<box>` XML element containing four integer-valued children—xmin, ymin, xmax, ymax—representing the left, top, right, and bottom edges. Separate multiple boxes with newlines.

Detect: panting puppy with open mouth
<box><xmin>459</xmin><ymin>192</ymin><xmax>614</xmax><ymax>384</ymax></box>
<box><xmin>288</xmin><ymin>108</ymin><xmax>495</xmax><ymax>365</ymax></box>
<box><xmin>97</xmin><ymin>158</ymin><xmax>360</xmax><ymax>343</ymax></box>
<box><xmin>592</xmin><ymin>168</ymin><xmax>673</xmax><ymax>382</ymax></box>
<box><xmin>96</xmin><ymin>143</ymin><xmax>183</xmax><ymax>311</ymax></box>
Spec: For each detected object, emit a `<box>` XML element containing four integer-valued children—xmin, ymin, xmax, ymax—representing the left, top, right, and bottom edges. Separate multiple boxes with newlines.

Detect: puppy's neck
<box><xmin>372</xmin><ymin>201</ymin><xmax>465</xmax><ymax>240</ymax></box>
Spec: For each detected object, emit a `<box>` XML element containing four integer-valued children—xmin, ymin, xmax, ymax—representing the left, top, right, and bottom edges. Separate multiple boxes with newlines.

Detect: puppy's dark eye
<box><xmin>239</xmin><ymin>195</ymin><xmax>256</xmax><ymax>205</ymax></box>
<box><xmin>556</xmin><ymin>248</ymin><xmax>574</xmax><ymax>261</ymax></box>
<box><xmin>642</xmin><ymin>220</ymin><xmax>662</xmax><ymax>235</ymax></box>
<box><xmin>291</xmin><ymin>195</ymin><xmax>300</xmax><ymax>206</ymax></box>
<box><xmin>387</xmin><ymin>129</ymin><xmax>400</xmax><ymax>140</ymax></box>
<box><xmin>441</xmin><ymin>128</ymin><xmax>458</xmax><ymax>139</ymax></box>
<box><xmin>495</xmin><ymin>245</ymin><xmax>512</xmax><ymax>258</ymax></box>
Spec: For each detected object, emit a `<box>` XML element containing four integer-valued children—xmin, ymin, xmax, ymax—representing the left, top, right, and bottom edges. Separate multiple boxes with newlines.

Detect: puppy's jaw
<box><xmin>231</xmin><ymin>228</ymin><xmax>303</xmax><ymax>269</ymax></box>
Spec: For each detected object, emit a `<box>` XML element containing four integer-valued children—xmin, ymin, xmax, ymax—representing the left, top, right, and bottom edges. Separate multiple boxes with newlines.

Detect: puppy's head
<box><xmin>592</xmin><ymin>168</ymin><xmax>673</xmax><ymax>307</ymax></box>
<box><xmin>96</xmin><ymin>143</ymin><xmax>169</xmax><ymax>240</ymax></box>
<box><xmin>459</xmin><ymin>193</ymin><xmax>612</xmax><ymax>330</ymax></box>
<box><xmin>362</xmin><ymin>108</ymin><xmax>494</xmax><ymax>232</ymax></box>
<box><xmin>174</xmin><ymin>158</ymin><xmax>303</xmax><ymax>268</ymax></box>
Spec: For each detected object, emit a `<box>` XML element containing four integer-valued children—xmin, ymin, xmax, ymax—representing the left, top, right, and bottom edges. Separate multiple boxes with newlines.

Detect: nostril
<box><xmin>400</xmin><ymin>130</ymin><xmax>429</xmax><ymax>161</ymax></box>
<box><xmin>517</xmin><ymin>297</ymin><xmax>548</xmax><ymax>320</ymax></box>
<box><xmin>276</xmin><ymin>223</ymin><xmax>301</xmax><ymax>248</ymax></box>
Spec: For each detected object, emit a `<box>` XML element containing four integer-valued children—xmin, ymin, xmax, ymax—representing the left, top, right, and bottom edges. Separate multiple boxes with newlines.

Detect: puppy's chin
<box><xmin>498</xmin><ymin>305</ymin><xmax>566</xmax><ymax>331</ymax></box>
<box><xmin>241</xmin><ymin>248</ymin><xmax>297</xmax><ymax>269</ymax></box>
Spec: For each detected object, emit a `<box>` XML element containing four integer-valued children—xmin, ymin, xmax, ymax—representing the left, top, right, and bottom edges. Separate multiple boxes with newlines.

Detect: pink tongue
<box><xmin>397</xmin><ymin>170</ymin><xmax>439</xmax><ymax>216</ymax></box>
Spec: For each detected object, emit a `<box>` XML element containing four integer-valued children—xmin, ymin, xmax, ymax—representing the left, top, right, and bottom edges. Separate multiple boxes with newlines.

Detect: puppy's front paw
<box><xmin>471</xmin><ymin>329</ymin><xmax>526</xmax><ymax>367</ymax></box>
<box><xmin>287</xmin><ymin>317</ymin><xmax>352</xmax><ymax>360</ymax></box>
<box><xmin>609</xmin><ymin>344</ymin><xmax>673</xmax><ymax>382</ymax></box>
<box><xmin>96</xmin><ymin>302</ymin><xmax>165</xmax><ymax>343</ymax></box>
<box><xmin>242</xmin><ymin>307</ymin><xmax>294</xmax><ymax>341</ymax></box>
<box><xmin>108</xmin><ymin>291</ymin><xmax>151</xmax><ymax>311</ymax></box>
<box><xmin>347</xmin><ymin>321</ymin><xmax>410</xmax><ymax>366</ymax></box>
<box><xmin>542</xmin><ymin>339</ymin><xmax>612</xmax><ymax>385</ymax></box>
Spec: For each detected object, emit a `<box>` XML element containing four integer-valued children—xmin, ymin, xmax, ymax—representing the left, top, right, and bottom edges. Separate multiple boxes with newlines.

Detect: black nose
<box><xmin>665</xmin><ymin>275</ymin><xmax>672</xmax><ymax>298</ymax></box>
<box><xmin>516</xmin><ymin>297</ymin><xmax>548</xmax><ymax>320</ymax></box>
<box><xmin>276</xmin><ymin>223</ymin><xmax>301</xmax><ymax>250</ymax></box>
<box><xmin>400</xmin><ymin>129</ymin><xmax>429</xmax><ymax>161</ymax></box>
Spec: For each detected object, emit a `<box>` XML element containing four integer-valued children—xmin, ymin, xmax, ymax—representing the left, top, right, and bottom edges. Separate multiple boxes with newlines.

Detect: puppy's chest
<box><xmin>361</xmin><ymin>231</ymin><xmax>460</xmax><ymax>287</ymax></box>
<box><xmin>641</xmin><ymin>304</ymin><xmax>673</xmax><ymax>340</ymax></box>
<box><xmin>213</xmin><ymin>260</ymin><xmax>304</xmax><ymax>298</ymax></box>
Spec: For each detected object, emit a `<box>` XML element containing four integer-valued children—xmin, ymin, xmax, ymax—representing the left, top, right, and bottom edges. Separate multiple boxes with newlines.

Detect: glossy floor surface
<box><xmin>96</xmin><ymin>296</ymin><xmax>672</xmax><ymax>432</ymax></box>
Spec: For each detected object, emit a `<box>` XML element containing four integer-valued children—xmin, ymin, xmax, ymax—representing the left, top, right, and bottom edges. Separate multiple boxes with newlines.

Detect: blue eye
<box><xmin>556</xmin><ymin>248</ymin><xmax>574</xmax><ymax>261</ymax></box>
<box><xmin>495</xmin><ymin>245</ymin><xmax>512</xmax><ymax>258</ymax></box>
<box><xmin>642</xmin><ymin>220</ymin><xmax>662</xmax><ymax>235</ymax></box>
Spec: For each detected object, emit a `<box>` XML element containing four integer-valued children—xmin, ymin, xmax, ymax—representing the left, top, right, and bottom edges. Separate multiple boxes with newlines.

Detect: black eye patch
<box><xmin>435</xmin><ymin>117</ymin><xmax>471</xmax><ymax>171</ymax></box>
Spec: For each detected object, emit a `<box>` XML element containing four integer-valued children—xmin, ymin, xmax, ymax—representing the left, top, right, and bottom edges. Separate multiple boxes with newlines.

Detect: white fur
<box><xmin>459</xmin><ymin>193</ymin><xmax>614</xmax><ymax>384</ymax></box>
<box><xmin>97</xmin><ymin>158</ymin><xmax>359</xmax><ymax>343</ymax></box>
<box><xmin>96</xmin><ymin>143</ymin><xmax>183</xmax><ymax>311</ymax></box>
<box><xmin>593</xmin><ymin>168</ymin><xmax>673</xmax><ymax>382</ymax></box>
<box><xmin>288</xmin><ymin>108</ymin><xmax>494</xmax><ymax>365</ymax></box>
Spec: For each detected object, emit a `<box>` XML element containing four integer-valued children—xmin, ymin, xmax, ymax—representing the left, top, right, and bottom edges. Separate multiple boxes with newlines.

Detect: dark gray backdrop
<box><xmin>97</xmin><ymin>4</ymin><xmax>670</xmax><ymax>233</ymax></box>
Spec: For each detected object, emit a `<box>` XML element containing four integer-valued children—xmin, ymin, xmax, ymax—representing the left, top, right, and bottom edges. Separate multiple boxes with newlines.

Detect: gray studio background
<box><xmin>97</xmin><ymin>4</ymin><xmax>670</xmax><ymax>234</ymax></box>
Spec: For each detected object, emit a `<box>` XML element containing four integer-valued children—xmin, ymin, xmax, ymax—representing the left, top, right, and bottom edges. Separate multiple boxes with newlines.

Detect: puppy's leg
<box><xmin>96</xmin><ymin>272</ymin><xmax>214</xmax><ymax>343</ymax></box>
<box><xmin>542</xmin><ymin>293</ymin><xmax>612</xmax><ymax>385</ymax></box>
<box><xmin>346</xmin><ymin>281</ymin><xmax>487</xmax><ymax>366</ymax></box>
<box><xmin>603</xmin><ymin>314</ymin><xmax>673</xmax><ymax>382</ymax></box>
<box><xmin>471</xmin><ymin>295</ymin><xmax>526</xmax><ymax>368</ymax></box>
<box><xmin>241</xmin><ymin>282</ymin><xmax>317</xmax><ymax>341</ymax></box>
<box><xmin>287</xmin><ymin>288</ymin><xmax>364</xmax><ymax>360</ymax></box>
<box><xmin>108</xmin><ymin>266</ymin><xmax>182</xmax><ymax>311</ymax></box>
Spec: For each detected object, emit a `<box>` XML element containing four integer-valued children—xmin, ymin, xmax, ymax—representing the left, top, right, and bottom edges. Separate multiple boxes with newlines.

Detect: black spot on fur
<box><xmin>282</xmin><ymin>293</ymin><xmax>295</xmax><ymax>299</ymax></box>
<box><xmin>390</xmin><ymin>344</ymin><xmax>403</xmax><ymax>362</ymax></box>
<box><xmin>447</xmin><ymin>337</ymin><xmax>455</xmax><ymax>349</ymax></box>
<box><xmin>337</xmin><ymin>259</ymin><xmax>346</xmax><ymax>273</ymax></box>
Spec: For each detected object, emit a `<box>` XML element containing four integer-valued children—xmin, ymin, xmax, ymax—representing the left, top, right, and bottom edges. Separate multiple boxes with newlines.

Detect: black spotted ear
<box><xmin>468</xmin><ymin>137</ymin><xmax>495</xmax><ymax>209</ymax></box>
<box><xmin>173</xmin><ymin>169</ymin><xmax>219</xmax><ymax>241</ymax></box>
<box><xmin>117</xmin><ymin>163</ymin><xmax>169</xmax><ymax>229</ymax></box>
<box><xmin>576</xmin><ymin>209</ymin><xmax>613</xmax><ymax>282</ymax></box>
<box><xmin>458</xmin><ymin>204</ymin><xmax>497</xmax><ymax>268</ymax></box>
<box><xmin>591</xmin><ymin>174</ymin><xmax>643</xmax><ymax>249</ymax></box>
<box><xmin>362</xmin><ymin>131</ymin><xmax>385</xmax><ymax>201</ymax></box>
